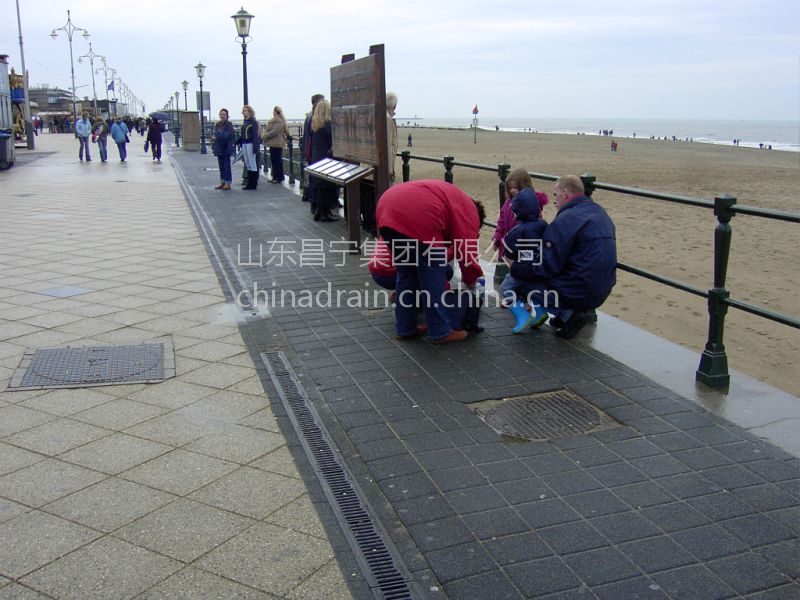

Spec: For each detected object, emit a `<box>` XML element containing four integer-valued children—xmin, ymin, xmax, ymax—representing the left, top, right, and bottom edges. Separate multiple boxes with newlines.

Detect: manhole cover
<box><xmin>473</xmin><ymin>389</ymin><xmax>618</xmax><ymax>441</ymax></box>
<box><xmin>7</xmin><ymin>342</ymin><xmax>174</xmax><ymax>391</ymax></box>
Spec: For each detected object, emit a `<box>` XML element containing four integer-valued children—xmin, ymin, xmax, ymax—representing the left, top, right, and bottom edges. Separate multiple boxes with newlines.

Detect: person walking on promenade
<box><xmin>75</xmin><ymin>111</ymin><xmax>93</xmax><ymax>161</ymax></box>
<box><xmin>376</xmin><ymin>179</ymin><xmax>486</xmax><ymax>344</ymax></box>
<box><xmin>110</xmin><ymin>116</ymin><xmax>129</xmax><ymax>162</ymax></box>
<box><xmin>300</xmin><ymin>93</ymin><xmax>324</xmax><ymax>208</ymax></box>
<box><xmin>211</xmin><ymin>108</ymin><xmax>235</xmax><ymax>190</ymax></box>
<box><xmin>309</xmin><ymin>100</ymin><xmax>339</xmax><ymax>222</ymax></box>
<box><xmin>239</xmin><ymin>105</ymin><xmax>260</xmax><ymax>190</ymax></box>
<box><xmin>407</xmin><ymin>134</ymin><xmax>412</xmax><ymax>147</ymax></box>
<box><xmin>505</xmin><ymin>174</ymin><xmax>617</xmax><ymax>339</ymax></box>
<box><xmin>263</xmin><ymin>106</ymin><xmax>289</xmax><ymax>183</ymax></box>
<box><xmin>146</xmin><ymin>118</ymin><xmax>163</xmax><ymax>162</ymax></box>
<box><xmin>92</xmin><ymin>116</ymin><xmax>109</xmax><ymax>162</ymax></box>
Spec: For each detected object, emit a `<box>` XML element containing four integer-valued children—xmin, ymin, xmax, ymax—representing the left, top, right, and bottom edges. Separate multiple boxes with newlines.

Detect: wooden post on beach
<box><xmin>401</xmin><ymin>150</ymin><xmax>410</xmax><ymax>183</ymax></box>
<box><xmin>696</xmin><ymin>193</ymin><xmax>736</xmax><ymax>388</ymax></box>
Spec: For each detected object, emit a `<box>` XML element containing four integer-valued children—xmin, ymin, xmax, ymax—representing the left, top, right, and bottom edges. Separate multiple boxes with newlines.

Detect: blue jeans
<box><xmin>217</xmin><ymin>155</ymin><xmax>232</xmax><ymax>183</ymax></box>
<box><xmin>78</xmin><ymin>137</ymin><xmax>91</xmax><ymax>160</ymax></box>
<box><xmin>116</xmin><ymin>142</ymin><xmax>127</xmax><ymax>161</ymax></box>
<box><xmin>395</xmin><ymin>259</ymin><xmax>451</xmax><ymax>340</ymax></box>
<box><xmin>97</xmin><ymin>136</ymin><xmax>108</xmax><ymax>161</ymax></box>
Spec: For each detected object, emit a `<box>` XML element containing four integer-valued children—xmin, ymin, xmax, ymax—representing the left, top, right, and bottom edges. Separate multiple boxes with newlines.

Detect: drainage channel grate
<box><xmin>261</xmin><ymin>351</ymin><xmax>414</xmax><ymax>600</ymax></box>
<box><xmin>8</xmin><ymin>342</ymin><xmax>174</xmax><ymax>391</ymax></box>
<box><xmin>473</xmin><ymin>389</ymin><xmax>619</xmax><ymax>441</ymax></box>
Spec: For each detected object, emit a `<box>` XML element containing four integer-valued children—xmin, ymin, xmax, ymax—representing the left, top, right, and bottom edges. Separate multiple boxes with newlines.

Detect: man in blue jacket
<box><xmin>505</xmin><ymin>174</ymin><xmax>617</xmax><ymax>339</ymax></box>
<box><xmin>75</xmin><ymin>111</ymin><xmax>93</xmax><ymax>162</ymax></box>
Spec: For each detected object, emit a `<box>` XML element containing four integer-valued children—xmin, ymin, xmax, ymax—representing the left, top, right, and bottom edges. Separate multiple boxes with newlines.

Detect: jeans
<box><xmin>78</xmin><ymin>137</ymin><xmax>91</xmax><ymax>160</ymax></box>
<box><xmin>151</xmin><ymin>141</ymin><xmax>162</xmax><ymax>160</ymax></box>
<box><xmin>395</xmin><ymin>261</ymin><xmax>451</xmax><ymax>339</ymax></box>
<box><xmin>116</xmin><ymin>142</ymin><xmax>127</xmax><ymax>161</ymax></box>
<box><xmin>269</xmin><ymin>147</ymin><xmax>284</xmax><ymax>181</ymax></box>
<box><xmin>97</xmin><ymin>136</ymin><xmax>108</xmax><ymax>161</ymax></box>
<box><xmin>217</xmin><ymin>155</ymin><xmax>232</xmax><ymax>183</ymax></box>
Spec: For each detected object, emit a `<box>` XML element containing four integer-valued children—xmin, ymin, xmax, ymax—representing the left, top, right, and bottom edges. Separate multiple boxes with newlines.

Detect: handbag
<box><xmin>232</xmin><ymin>147</ymin><xmax>244</xmax><ymax>163</ymax></box>
<box><xmin>144</xmin><ymin>140</ymin><xmax>149</xmax><ymax>153</ymax></box>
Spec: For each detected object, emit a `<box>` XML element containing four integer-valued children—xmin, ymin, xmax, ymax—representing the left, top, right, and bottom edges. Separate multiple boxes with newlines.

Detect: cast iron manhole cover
<box><xmin>473</xmin><ymin>389</ymin><xmax>619</xmax><ymax>441</ymax></box>
<box><xmin>7</xmin><ymin>342</ymin><xmax>174</xmax><ymax>391</ymax></box>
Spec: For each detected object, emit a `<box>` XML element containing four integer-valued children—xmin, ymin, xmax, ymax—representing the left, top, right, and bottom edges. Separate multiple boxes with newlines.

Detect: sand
<box><xmin>397</xmin><ymin>126</ymin><xmax>800</xmax><ymax>396</ymax></box>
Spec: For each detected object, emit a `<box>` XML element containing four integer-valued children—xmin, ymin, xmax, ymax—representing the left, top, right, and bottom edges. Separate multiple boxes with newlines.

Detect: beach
<box><xmin>398</xmin><ymin>127</ymin><xmax>800</xmax><ymax>396</ymax></box>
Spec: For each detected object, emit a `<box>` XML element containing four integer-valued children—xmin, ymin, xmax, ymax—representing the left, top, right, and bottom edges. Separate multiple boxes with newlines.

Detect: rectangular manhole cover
<box><xmin>473</xmin><ymin>389</ymin><xmax>619</xmax><ymax>442</ymax></box>
<box><xmin>7</xmin><ymin>342</ymin><xmax>174</xmax><ymax>391</ymax></box>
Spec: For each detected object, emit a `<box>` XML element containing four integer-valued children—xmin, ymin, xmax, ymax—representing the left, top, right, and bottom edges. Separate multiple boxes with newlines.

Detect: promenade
<box><xmin>0</xmin><ymin>134</ymin><xmax>797</xmax><ymax>599</ymax></box>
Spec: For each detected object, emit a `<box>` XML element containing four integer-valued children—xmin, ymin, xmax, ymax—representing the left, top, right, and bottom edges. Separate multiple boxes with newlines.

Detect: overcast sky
<box><xmin>2</xmin><ymin>0</ymin><xmax>798</xmax><ymax>122</ymax></box>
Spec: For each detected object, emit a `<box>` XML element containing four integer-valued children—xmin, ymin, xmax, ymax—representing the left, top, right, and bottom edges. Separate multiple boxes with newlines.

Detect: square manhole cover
<box><xmin>473</xmin><ymin>389</ymin><xmax>619</xmax><ymax>442</ymax></box>
<box><xmin>7</xmin><ymin>342</ymin><xmax>174</xmax><ymax>391</ymax></box>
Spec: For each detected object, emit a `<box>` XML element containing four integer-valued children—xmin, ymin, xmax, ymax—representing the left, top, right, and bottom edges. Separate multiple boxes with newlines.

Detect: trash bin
<box><xmin>0</xmin><ymin>129</ymin><xmax>14</xmax><ymax>170</ymax></box>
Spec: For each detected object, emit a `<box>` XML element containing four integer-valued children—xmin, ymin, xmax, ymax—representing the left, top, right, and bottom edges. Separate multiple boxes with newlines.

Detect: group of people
<box><xmin>210</xmin><ymin>105</ymin><xmax>289</xmax><ymax>191</ymax></box>
<box><xmin>372</xmin><ymin>174</ymin><xmax>617</xmax><ymax>344</ymax></box>
<box><xmin>72</xmin><ymin>111</ymin><xmax>164</xmax><ymax>163</ymax></box>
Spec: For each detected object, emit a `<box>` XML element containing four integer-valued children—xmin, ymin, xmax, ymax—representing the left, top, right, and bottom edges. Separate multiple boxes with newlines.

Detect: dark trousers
<box><xmin>269</xmin><ymin>147</ymin><xmax>284</xmax><ymax>182</ymax></box>
<box><xmin>151</xmin><ymin>141</ymin><xmax>162</xmax><ymax>160</ymax></box>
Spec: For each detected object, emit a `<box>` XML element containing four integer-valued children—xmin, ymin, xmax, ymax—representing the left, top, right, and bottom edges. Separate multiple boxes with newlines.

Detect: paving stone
<box><xmin>70</xmin><ymin>399</ymin><xmax>167</xmax><ymax>430</ymax></box>
<box><xmin>462</xmin><ymin>507</ymin><xmax>529</xmax><ymax>540</ymax></box>
<box><xmin>424</xmin><ymin>541</ymin><xmax>495</xmax><ymax>584</ymax></box>
<box><xmin>0</xmin><ymin>459</ymin><xmax>105</xmax><ymax>507</ymax></box>
<box><xmin>593</xmin><ymin>576</ymin><xmax>669</xmax><ymax>600</ymax></box>
<box><xmin>43</xmin><ymin>477</ymin><xmax>175</xmax><ymax>533</ymax></box>
<box><xmin>640</xmin><ymin>501</ymin><xmax>711</xmax><ymax>532</ymax></box>
<box><xmin>648</xmin><ymin>431</ymin><xmax>705</xmax><ymax>452</ymax></box>
<box><xmin>176</xmin><ymin>390</ymin><xmax>267</xmax><ymax>423</ymax></box>
<box><xmin>719</xmin><ymin>513</ymin><xmax>795</xmax><ymax>548</ymax></box>
<box><xmin>184</xmin><ymin>424</ymin><xmax>285</xmax><ymax>464</ymax></box>
<box><xmin>0</xmin><ymin>511</ymin><xmax>101</xmax><ymax>579</ymax></box>
<box><xmin>516</xmin><ymin>498</ymin><xmax>581</xmax><ymax>528</ymax></box>
<box><xmin>715</xmin><ymin>441</ymin><xmax>773</xmax><ymax>464</ymax></box>
<box><xmin>18</xmin><ymin>388</ymin><xmax>117</xmax><ymax>417</ymax></box>
<box><xmin>563</xmin><ymin>546</ymin><xmax>641</xmax><ymax>586</ymax></box>
<box><xmin>656</xmin><ymin>472</ymin><xmax>723</xmax><ymax>499</ymax></box>
<box><xmin>537</xmin><ymin>520</ymin><xmax>608</xmax><ymax>555</ymax></box>
<box><xmin>670</xmin><ymin>524</ymin><xmax>748</xmax><ymax>561</ymax></box>
<box><xmin>619</xmin><ymin>535</ymin><xmax>696</xmax><ymax>573</ymax></box>
<box><xmin>745</xmin><ymin>584</ymin><xmax>800</xmax><ymax>600</ymax></box>
<box><xmin>285</xmin><ymin>558</ymin><xmax>351</xmax><ymax>600</ymax></box>
<box><xmin>0</xmin><ymin>582</ymin><xmax>53</xmax><ymax>598</ymax></box>
<box><xmin>686</xmin><ymin>491</ymin><xmax>758</xmax><ymax>520</ymax></box>
<box><xmin>541</xmin><ymin>470</ymin><xmax>604</xmax><ymax>496</ymax></box>
<box><xmin>505</xmin><ymin>556</ymin><xmax>581</xmax><ymax>597</ymax></box>
<box><xmin>687</xmin><ymin>425</ymin><xmax>745</xmax><ymax>446</ymax></box>
<box><xmin>121</xmin><ymin>449</ymin><xmax>237</xmax><ymax>496</ymax></box>
<box><xmin>484</xmin><ymin>532</ymin><xmax>553</xmax><ymax>566</ymax></box>
<box><xmin>393</xmin><ymin>494</ymin><xmax>455</xmax><ymax>526</ymax></box>
<box><xmin>59</xmin><ymin>432</ymin><xmax>171</xmax><ymax>475</ymax></box>
<box><xmin>653</xmin><ymin>565</ymin><xmax>737</xmax><ymax>600</ymax></box>
<box><xmin>700</xmin><ymin>464</ymin><xmax>767</xmax><ymax>490</ymax></box>
<box><xmin>380</xmin><ymin>472</ymin><xmax>439</xmax><ymax>503</ymax></box>
<box><xmin>672</xmin><ymin>446</ymin><xmax>733</xmax><ymax>470</ymax></box>
<box><xmin>612</xmin><ymin>480</ymin><xmax>676</xmax><ymax>509</ymax></box>
<box><xmin>356</xmin><ymin>438</ymin><xmax>407</xmax><ymax>461</ymax></box>
<box><xmin>585</xmin><ymin>462</ymin><xmax>648</xmax><ymax>487</ymax></box>
<box><xmin>124</xmin><ymin>411</ymin><xmax>229</xmax><ymax>447</ymax></box>
<box><xmin>0</xmin><ymin>442</ymin><xmax>44</xmax><ymax>477</ymax></box>
<box><xmin>564</xmin><ymin>489</ymin><xmax>629</xmax><ymax>518</ymax></box>
<box><xmin>443</xmin><ymin>570</ymin><xmax>521</xmax><ymax>600</ymax></box>
<box><xmin>0</xmin><ymin>406</ymin><xmax>56</xmax><ymax>437</ymax></box>
<box><xmin>445</xmin><ymin>485</ymin><xmax>507</xmax><ymax>514</ymax></box>
<box><xmin>523</xmin><ymin>452</ymin><xmax>579</xmax><ymax>476</ymax></box>
<box><xmin>0</xmin><ymin>498</ymin><xmax>29</xmax><ymax>525</ymax></box>
<box><xmin>629</xmin><ymin>454</ymin><xmax>691</xmax><ymax>478</ymax></box>
<box><xmin>562</xmin><ymin>445</ymin><xmax>622</xmax><ymax>468</ymax></box>
<box><xmin>588</xmin><ymin>511</ymin><xmax>661</xmax><ymax>544</ymax></box>
<box><xmin>407</xmin><ymin>516</ymin><xmax>474</xmax><ymax>551</ymax></box>
<box><xmin>757</xmin><ymin>540</ymin><xmax>800</xmax><ymax>580</ymax></box>
<box><xmin>743</xmin><ymin>459</ymin><xmax>800</xmax><ymax>483</ymax></box>
<box><xmin>20</xmin><ymin>536</ymin><xmax>181</xmax><ymax>600</ymax></box>
<box><xmin>730</xmin><ymin>483</ymin><xmax>798</xmax><ymax>511</ymax></box>
<box><xmin>416</xmin><ymin>448</ymin><xmax>471</xmax><ymax>472</ymax></box>
<box><xmin>430</xmin><ymin>466</ymin><xmax>488</xmax><ymax>492</ymax></box>
<box><xmin>248</xmin><ymin>446</ymin><xmax>302</xmax><ymax>479</ymax></box>
<box><xmin>133</xmin><ymin>566</ymin><xmax>277</xmax><ymax>599</ymax></box>
<box><xmin>265</xmin><ymin>495</ymin><xmax>330</xmax><ymax>540</ymax></box>
<box><xmin>3</xmin><ymin>419</ymin><xmax>109</xmax><ymax>456</ymax></box>
<box><xmin>494</xmin><ymin>477</ymin><xmax>555</xmax><ymax>504</ymax></box>
<box><xmin>128</xmin><ymin>378</ymin><xmax>216</xmax><ymax>409</ymax></box>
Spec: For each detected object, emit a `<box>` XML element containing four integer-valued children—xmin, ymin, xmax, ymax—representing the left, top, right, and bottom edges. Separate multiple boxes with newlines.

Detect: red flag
<box><xmin>472</xmin><ymin>104</ymin><xmax>479</xmax><ymax>114</ymax></box>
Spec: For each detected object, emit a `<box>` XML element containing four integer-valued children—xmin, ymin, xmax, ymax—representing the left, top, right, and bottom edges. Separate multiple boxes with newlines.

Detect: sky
<box><xmin>1</xmin><ymin>0</ymin><xmax>799</xmax><ymax>122</ymax></box>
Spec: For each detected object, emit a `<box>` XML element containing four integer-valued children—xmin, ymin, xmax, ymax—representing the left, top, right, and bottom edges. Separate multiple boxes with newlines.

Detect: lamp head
<box><xmin>194</xmin><ymin>62</ymin><xmax>206</xmax><ymax>78</ymax></box>
<box><xmin>231</xmin><ymin>7</ymin><xmax>254</xmax><ymax>38</ymax></box>
<box><xmin>50</xmin><ymin>30</ymin><xmax>58</xmax><ymax>39</ymax></box>
<box><xmin>181</xmin><ymin>80</ymin><xmax>189</xmax><ymax>90</ymax></box>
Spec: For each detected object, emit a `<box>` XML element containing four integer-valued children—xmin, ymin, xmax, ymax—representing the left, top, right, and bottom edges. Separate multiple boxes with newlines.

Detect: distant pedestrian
<box><xmin>146</xmin><ymin>118</ymin><xmax>163</xmax><ymax>162</ymax></box>
<box><xmin>75</xmin><ymin>111</ymin><xmax>93</xmax><ymax>162</ymax></box>
<box><xmin>211</xmin><ymin>108</ymin><xmax>235</xmax><ymax>190</ymax></box>
<box><xmin>407</xmin><ymin>134</ymin><xmax>412</xmax><ymax>147</ymax></box>
<box><xmin>92</xmin><ymin>116</ymin><xmax>109</xmax><ymax>162</ymax></box>
<box><xmin>239</xmin><ymin>105</ymin><xmax>260</xmax><ymax>190</ymax></box>
<box><xmin>263</xmin><ymin>106</ymin><xmax>289</xmax><ymax>183</ymax></box>
<box><xmin>110</xmin><ymin>116</ymin><xmax>129</xmax><ymax>162</ymax></box>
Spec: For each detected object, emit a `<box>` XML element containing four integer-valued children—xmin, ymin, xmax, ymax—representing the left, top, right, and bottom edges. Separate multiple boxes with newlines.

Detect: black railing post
<box><xmin>696</xmin><ymin>193</ymin><xmax>736</xmax><ymax>388</ymax></box>
<box><xmin>498</xmin><ymin>163</ymin><xmax>511</xmax><ymax>211</ymax></box>
<box><xmin>444</xmin><ymin>156</ymin><xmax>455</xmax><ymax>184</ymax></box>
<box><xmin>287</xmin><ymin>136</ymin><xmax>296</xmax><ymax>185</ymax></box>
<box><xmin>401</xmin><ymin>150</ymin><xmax>411</xmax><ymax>182</ymax></box>
<box><xmin>580</xmin><ymin>173</ymin><xmax>597</xmax><ymax>197</ymax></box>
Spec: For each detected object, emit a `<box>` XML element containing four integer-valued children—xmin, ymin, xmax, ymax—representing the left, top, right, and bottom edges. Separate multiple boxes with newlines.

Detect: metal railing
<box><xmin>398</xmin><ymin>150</ymin><xmax>799</xmax><ymax>389</ymax></box>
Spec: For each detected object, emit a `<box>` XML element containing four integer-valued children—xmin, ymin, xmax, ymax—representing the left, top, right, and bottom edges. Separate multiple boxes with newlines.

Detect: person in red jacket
<box><xmin>376</xmin><ymin>180</ymin><xmax>485</xmax><ymax>344</ymax></box>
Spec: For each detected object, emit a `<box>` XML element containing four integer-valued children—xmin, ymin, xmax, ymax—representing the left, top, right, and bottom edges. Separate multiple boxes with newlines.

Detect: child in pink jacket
<box><xmin>491</xmin><ymin>168</ymin><xmax>549</xmax><ymax>257</ymax></box>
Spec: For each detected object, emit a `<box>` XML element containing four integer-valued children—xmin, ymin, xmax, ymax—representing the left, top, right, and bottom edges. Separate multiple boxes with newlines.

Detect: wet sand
<box><xmin>398</xmin><ymin>126</ymin><xmax>800</xmax><ymax>396</ymax></box>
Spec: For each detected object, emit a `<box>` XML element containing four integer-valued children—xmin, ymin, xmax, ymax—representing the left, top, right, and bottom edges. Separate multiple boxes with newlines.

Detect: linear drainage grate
<box><xmin>473</xmin><ymin>389</ymin><xmax>619</xmax><ymax>441</ymax></box>
<box><xmin>8</xmin><ymin>342</ymin><xmax>174</xmax><ymax>391</ymax></box>
<box><xmin>261</xmin><ymin>351</ymin><xmax>414</xmax><ymax>600</ymax></box>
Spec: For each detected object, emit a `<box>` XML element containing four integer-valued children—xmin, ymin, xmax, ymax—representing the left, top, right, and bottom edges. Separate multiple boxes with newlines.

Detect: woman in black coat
<box><xmin>146</xmin><ymin>118</ymin><xmax>163</xmax><ymax>162</ymax></box>
<box><xmin>309</xmin><ymin>100</ymin><xmax>339</xmax><ymax>221</ymax></box>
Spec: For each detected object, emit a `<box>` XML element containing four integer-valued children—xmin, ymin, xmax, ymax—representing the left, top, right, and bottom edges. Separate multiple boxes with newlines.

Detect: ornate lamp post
<box><xmin>195</xmin><ymin>62</ymin><xmax>207</xmax><ymax>154</ymax></box>
<box><xmin>50</xmin><ymin>10</ymin><xmax>89</xmax><ymax>125</ymax></box>
<box><xmin>77</xmin><ymin>42</ymin><xmax>104</xmax><ymax>116</ymax></box>
<box><xmin>231</xmin><ymin>8</ymin><xmax>254</xmax><ymax>104</ymax></box>
<box><xmin>181</xmin><ymin>80</ymin><xmax>188</xmax><ymax>110</ymax></box>
<box><xmin>174</xmin><ymin>90</ymin><xmax>181</xmax><ymax>147</ymax></box>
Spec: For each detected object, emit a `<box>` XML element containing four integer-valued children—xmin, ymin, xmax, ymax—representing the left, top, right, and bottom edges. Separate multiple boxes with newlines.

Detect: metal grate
<box><xmin>8</xmin><ymin>342</ymin><xmax>174</xmax><ymax>391</ymax></box>
<box><xmin>261</xmin><ymin>352</ymin><xmax>414</xmax><ymax>600</ymax></box>
<box><xmin>473</xmin><ymin>389</ymin><xmax>618</xmax><ymax>441</ymax></box>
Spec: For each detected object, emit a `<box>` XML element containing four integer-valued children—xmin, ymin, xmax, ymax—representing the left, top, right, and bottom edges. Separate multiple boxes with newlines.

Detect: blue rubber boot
<box><xmin>509</xmin><ymin>301</ymin><xmax>548</xmax><ymax>334</ymax></box>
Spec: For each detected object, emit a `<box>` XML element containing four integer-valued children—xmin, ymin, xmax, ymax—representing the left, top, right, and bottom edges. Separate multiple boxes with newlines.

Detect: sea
<box><xmin>397</xmin><ymin>118</ymin><xmax>800</xmax><ymax>153</ymax></box>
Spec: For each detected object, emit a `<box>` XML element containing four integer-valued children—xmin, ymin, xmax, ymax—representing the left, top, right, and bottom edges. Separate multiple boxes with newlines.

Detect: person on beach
<box><xmin>504</xmin><ymin>175</ymin><xmax>616</xmax><ymax>339</ymax></box>
<box><xmin>92</xmin><ymin>116</ymin><xmax>109</xmax><ymax>162</ymax></box>
<box><xmin>263</xmin><ymin>106</ymin><xmax>289</xmax><ymax>183</ymax></box>
<box><xmin>407</xmin><ymin>134</ymin><xmax>412</xmax><ymax>147</ymax></box>
<box><xmin>239</xmin><ymin>105</ymin><xmax>260</xmax><ymax>190</ymax></box>
<box><xmin>75</xmin><ymin>111</ymin><xmax>93</xmax><ymax>162</ymax></box>
<box><xmin>309</xmin><ymin>100</ymin><xmax>339</xmax><ymax>222</ymax></box>
<box><xmin>376</xmin><ymin>179</ymin><xmax>485</xmax><ymax>344</ymax></box>
<box><xmin>499</xmin><ymin>188</ymin><xmax>550</xmax><ymax>334</ymax></box>
<box><xmin>110</xmin><ymin>116</ymin><xmax>129</xmax><ymax>162</ymax></box>
<box><xmin>211</xmin><ymin>108</ymin><xmax>235</xmax><ymax>190</ymax></box>
<box><xmin>146</xmin><ymin>118</ymin><xmax>163</xmax><ymax>162</ymax></box>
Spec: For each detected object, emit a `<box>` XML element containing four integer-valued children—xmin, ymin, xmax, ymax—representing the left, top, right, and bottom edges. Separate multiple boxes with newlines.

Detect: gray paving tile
<box><xmin>43</xmin><ymin>478</ymin><xmax>176</xmax><ymax>533</ymax></box>
<box><xmin>505</xmin><ymin>556</ymin><xmax>581</xmax><ymax>597</ymax></box>
<box><xmin>538</xmin><ymin>520</ymin><xmax>608</xmax><ymax>555</ymax></box>
<box><xmin>58</xmin><ymin>432</ymin><xmax>172</xmax><ymax>475</ymax></box>
<box><xmin>640</xmin><ymin>501</ymin><xmax>711</xmax><ymax>533</ymax></box>
<box><xmin>70</xmin><ymin>399</ymin><xmax>167</xmax><ymax>430</ymax></box>
<box><xmin>594</xmin><ymin>576</ymin><xmax>669</xmax><ymax>600</ymax></box>
<box><xmin>176</xmin><ymin>390</ymin><xmax>267</xmax><ymax>423</ymax></box>
<box><xmin>3</xmin><ymin>419</ymin><xmax>109</xmax><ymax>456</ymax></box>
<box><xmin>0</xmin><ymin>442</ymin><xmax>44</xmax><ymax>477</ymax></box>
<box><xmin>619</xmin><ymin>535</ymin><xmax>696</xmax><ymax>572</ymax></box>
<box><xmin>0</xmin><ymin>498</ymin><xmax>30</xmax><ymax>525</ymax></box>
<box><xmin>133</xmin><ymin>566</ymin><xmax>278</xmax><ymax>599</ymax></box>
<box><xmin>720</xmin><ymin>513</ymin><xmax>795</xmax><ymax>548</ymax></box>
<box><xmin>184</xmin><ymin>424</ymin><xmax>285</xmax><ymax>464</ymax></box>
<box><xmin>563</xmin><ymin>546</ymin><xmax>641</xmax><ymax>586</ymax></box>
<box><xmin>425</xmin><ymin>541</ymin><xmax>495</xmax><ymax>584</ymax></box>
<box><xmin>124</xmin><ymin>411</ymin><xmax>229</xmax><ymax>447</ymax></box>
<box><xmin>588</xmin><ymin>510</ymin><xmax>661</xmax><ymax>544</ymax></box>
<box><xmin>128</xmin><ymin>379</ymin><xmax>216</xmax><ymax>409</ymax></box>
<box><xmin>190</xmin><ymin>467</ymin><xmax>307</xmax><ymax>519</ymax></box>
<box><xmin>0</xmin><ymin>582</ymin><xmax>53</xmax><ymax>599</ymax></box>
<box><xmin>652</xmin><ymin>564</ymin><xmax>737</xmax><ymax>600</ymax></box>
<box><xmin>18</xmin><ymin>388</ymin><xmax>117</xmax><ymax>417</ymax></box>
<box><xmin>407</xmin><ymin>515</ymin><xmax>474</xmax><ymax>551</ymax></box>
<box><xmin>0</xmin><ymin>511</ymin><xmax>100</xmax><ymax>579</ymax></box>
<box><xmin>121</xmin><ymin>450</ymin><xmax>237</xmax><ymax>496</ymax></box>
<box><xmin>516</xmin><ymin>499</ymin><xmax>581</xmax><ymax>528</ymax></box>
<box><xmin>0</xmin><ymin>406</ymin><xmax>56</xmax><ymax>437</ymax></box>
<box><xmin>20</xmin><ymin>536</ymin><xmax>181</xmax><ymax>600</ymax></box>
<box><xmin>0</xmin><ymin>459</ymin><xmax>106</xmax><ymax>507</ymax></box>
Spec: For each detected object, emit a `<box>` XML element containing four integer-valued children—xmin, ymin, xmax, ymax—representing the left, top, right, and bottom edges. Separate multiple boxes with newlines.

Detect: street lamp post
<box><xmin>15</xmin><ymin>0</ymin><xmax>34</xmax><ymax>149</ymax></box>
<box><xmin>50</xmin><ymin>10</ymin><xmax>89</xmax><ymax>128</ymax></box>
<box><xmin>181</xmin><ymin>80</ymin><xmax>188</xmax><ymax>110</ymax></box>
<box><xmin>174</xmin><ymin>91</ymin><xmax>181</xmax><ymax>147</ymax></box>
<box><xmin>78</xmin><ymin>42</ymin><xmax>104</xmax><ymax>116</ymax></box>
<box><xmin>195</xmin><ymin>62</ymin><xmax>207</xmax><ymax>154</ymax></box>
<box><xmin>231</xmin><ymin>8</ymin><xmax>254</xmax><ymax>105</ymax></box>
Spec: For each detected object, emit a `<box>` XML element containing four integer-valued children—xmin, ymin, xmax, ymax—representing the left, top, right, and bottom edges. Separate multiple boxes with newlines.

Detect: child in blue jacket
<box><xmin>499</xmin><ymin>188</ymin><xmax>549</xmax><ymax>333</ymax></box>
